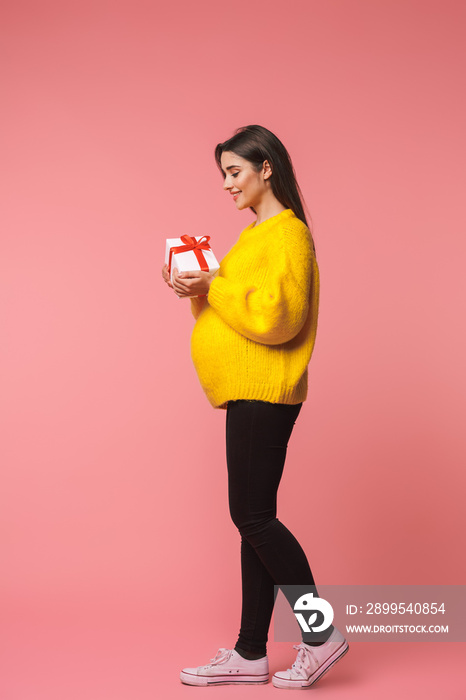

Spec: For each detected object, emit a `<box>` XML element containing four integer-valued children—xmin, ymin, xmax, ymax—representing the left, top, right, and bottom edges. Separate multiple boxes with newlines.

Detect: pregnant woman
<box><xmin>162</xmin><ymin>125</ymin><xmax>348</xmax><ymax>689</ymax></box>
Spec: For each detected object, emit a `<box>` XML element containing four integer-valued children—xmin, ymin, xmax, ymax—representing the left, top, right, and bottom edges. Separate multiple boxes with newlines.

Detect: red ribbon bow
<box><xmin>167</xmin><ymin>235</ymin><xmax>211</xmax><ymax>275</ymax></box>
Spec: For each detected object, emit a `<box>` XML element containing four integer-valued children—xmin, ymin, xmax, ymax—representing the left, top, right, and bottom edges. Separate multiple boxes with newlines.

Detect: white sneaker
<box><xmin>272</xmin><ymin>628</ymin><xmax>349</xmax><ymax>689</ymax></box>
<box><xmin>180</xmin><ymin>647</ymin><xmax>269</xmax><ymax>686</ymax></box>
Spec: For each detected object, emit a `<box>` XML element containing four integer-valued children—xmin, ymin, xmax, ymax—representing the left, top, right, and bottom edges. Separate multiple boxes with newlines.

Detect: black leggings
<box><xmin>226</xmin><ymin>399</ymin><xmax>330</xmax><ymax>656</ymax></box>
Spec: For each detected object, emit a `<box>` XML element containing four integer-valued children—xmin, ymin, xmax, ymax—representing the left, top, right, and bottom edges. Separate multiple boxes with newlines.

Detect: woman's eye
<box><xmin>232</xmin><ymin>172</ymin><xmax>239</xmax><ymax>178</ymax></box>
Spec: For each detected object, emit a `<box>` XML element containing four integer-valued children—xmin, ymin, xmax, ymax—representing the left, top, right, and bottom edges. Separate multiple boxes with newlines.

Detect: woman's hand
<box><xmin>162</xmin><ymin>264</ymin><xmax>174</xmax><ymax>289</ymax></box>
<box><xmin>172</xmin><ymin>269</ymin><xmax>214</xmax><ymax>298</ymax></box>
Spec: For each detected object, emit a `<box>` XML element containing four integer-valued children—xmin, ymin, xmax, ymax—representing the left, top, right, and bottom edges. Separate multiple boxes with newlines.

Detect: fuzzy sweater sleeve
<box><xmin>207</xmin><ymin>224</ymin><xmax>313</xmax><ymax>345</ymax></box>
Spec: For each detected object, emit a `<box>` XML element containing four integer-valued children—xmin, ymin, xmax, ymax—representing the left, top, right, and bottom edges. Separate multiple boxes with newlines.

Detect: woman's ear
<box><xmin>262</xmin><ymin>159</ymin><xmax>273</xmax><ymax>181</ymax></box>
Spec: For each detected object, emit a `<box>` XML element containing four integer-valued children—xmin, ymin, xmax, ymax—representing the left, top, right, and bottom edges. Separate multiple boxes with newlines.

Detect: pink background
<box><xmin>1</xmin><ymin>1</ymin><xmax>465</xmax><ymax>698</ymax></box>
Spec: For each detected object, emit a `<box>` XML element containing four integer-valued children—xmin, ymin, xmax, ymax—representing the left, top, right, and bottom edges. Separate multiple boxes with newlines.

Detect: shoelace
<box><xmin>289</xmin><ymin>643</ymin><xmax>316</xmax><ymax>677</ymax></box>
<box><xmin>205</xmin><ymin>648</ymin><xmax>232</xmax><ymax>667</ymax></box>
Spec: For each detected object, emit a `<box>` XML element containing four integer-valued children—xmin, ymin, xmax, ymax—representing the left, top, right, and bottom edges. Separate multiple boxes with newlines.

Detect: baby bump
<box><xmin>190</xmin><ymin>306</ymin><xmax>235</xmax><ymax>384</ymax></box>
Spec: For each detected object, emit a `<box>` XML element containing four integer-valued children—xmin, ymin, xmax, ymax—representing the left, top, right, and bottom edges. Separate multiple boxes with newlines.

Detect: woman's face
<box><xmin>220</xmin><ymin>151</ymin><xmax>270</xmax><ymax>211</ymax></box>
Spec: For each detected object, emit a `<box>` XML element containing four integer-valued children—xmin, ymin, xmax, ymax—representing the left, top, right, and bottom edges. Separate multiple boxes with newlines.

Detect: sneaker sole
<box><xmin>180</xmin><ymin>671</ymin><xmax>269</xmax><ymax>686</ymax></box>
<box><xmin>272</xmin><ymin>641</ymin><xmax>349</xmax><ymax>689</ymax></box>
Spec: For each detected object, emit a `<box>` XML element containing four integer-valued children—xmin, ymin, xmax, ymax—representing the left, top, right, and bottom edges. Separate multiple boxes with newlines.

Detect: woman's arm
<box><xmin>190</xmin><ymin>296</ymin><xmax>208</xmax><ymax>319</ymax></box>
<box><xmin>207</xmin><ymin>229</ymin><xmax>315</xmax><ymax>345</ymax></box>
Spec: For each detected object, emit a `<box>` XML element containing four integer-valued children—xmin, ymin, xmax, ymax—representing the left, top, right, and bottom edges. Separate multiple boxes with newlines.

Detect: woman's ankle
<box><xmin>234</xmin><ymin>646</ymin><xmax>267</xmax><ymax>660</ymax></box>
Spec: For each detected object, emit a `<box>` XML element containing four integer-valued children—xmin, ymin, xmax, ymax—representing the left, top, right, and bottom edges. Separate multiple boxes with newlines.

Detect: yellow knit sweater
<box><xmin>189</xmin><ymin>208</ymin><xmax>320</xmax><ymax>409</ymax></box>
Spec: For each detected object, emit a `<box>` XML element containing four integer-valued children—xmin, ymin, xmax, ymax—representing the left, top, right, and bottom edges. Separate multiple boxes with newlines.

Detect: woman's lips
<box><xmin>232</xmin><ymin>192</ymin><xmax>241</xmax><ymax>201</ymax></box>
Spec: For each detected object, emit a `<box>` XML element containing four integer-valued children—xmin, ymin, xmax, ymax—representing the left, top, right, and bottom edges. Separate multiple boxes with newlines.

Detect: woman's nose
<box><xmin>223</xmin><ymin>176</ymin><xmax>232</xmax><ymax>191</ymax></box>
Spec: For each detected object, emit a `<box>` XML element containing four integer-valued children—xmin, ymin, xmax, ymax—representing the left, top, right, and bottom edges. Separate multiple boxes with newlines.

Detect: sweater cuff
<box><xmin>207</xmin><ymin>275</ymin><xmax>228</xmax><ymax>310</ymax></box>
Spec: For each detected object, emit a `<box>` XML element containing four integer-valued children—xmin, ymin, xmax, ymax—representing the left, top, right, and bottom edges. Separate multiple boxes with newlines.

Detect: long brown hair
<box><xmin>215</xmin><ymin>125</ymin><xmax>315</xmax><ymax>252</ymax></box>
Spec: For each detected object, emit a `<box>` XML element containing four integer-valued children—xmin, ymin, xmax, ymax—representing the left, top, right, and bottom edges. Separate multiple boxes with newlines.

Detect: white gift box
<box><xmin>165</xmin><ymin>236</ymin><xmax>220</xmax><ymax>291</ymax></box>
